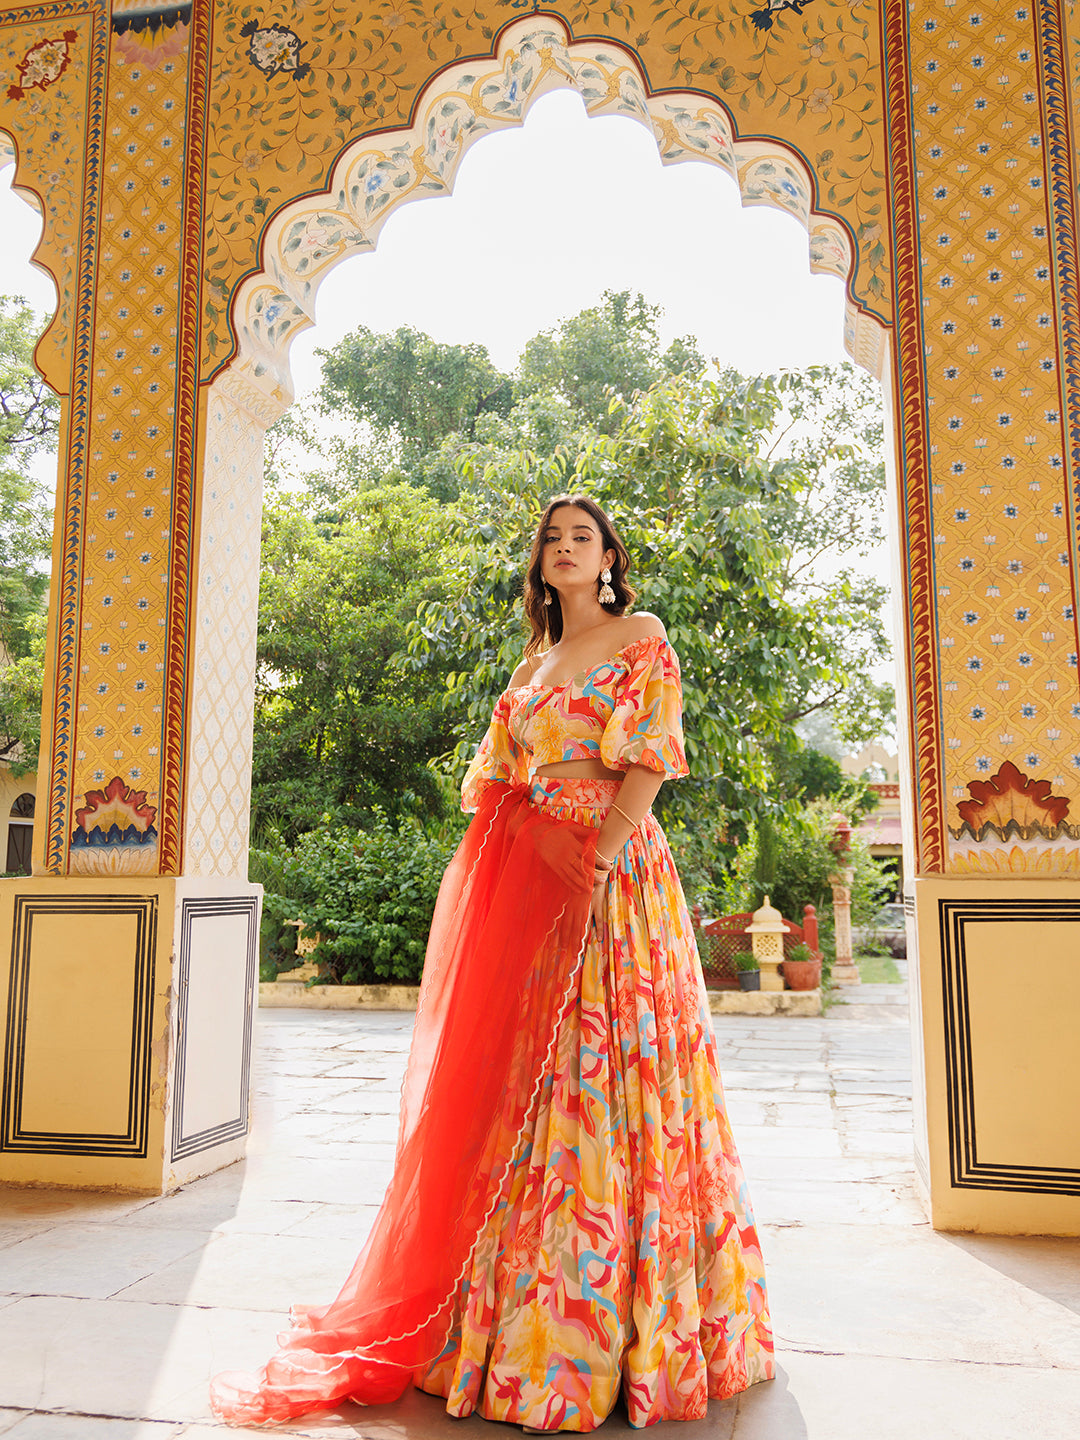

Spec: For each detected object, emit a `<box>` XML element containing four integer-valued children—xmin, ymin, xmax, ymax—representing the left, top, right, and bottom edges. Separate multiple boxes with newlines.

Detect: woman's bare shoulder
<box><xmin>618</xmin><ymin>611</ymin><xmax>668</xmax><ymax>644</ymax></box>
<box><xmin>507</xmin><ymin>653</ymin><xmax>540</xmax><ymax>690</ymax></box>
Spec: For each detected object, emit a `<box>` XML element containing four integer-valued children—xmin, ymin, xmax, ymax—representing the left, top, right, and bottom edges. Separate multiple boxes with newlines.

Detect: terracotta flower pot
<box><xmin>782</xmin><ymin>958</ymin><xmax>822</xmax><ymax>991</ymax></box>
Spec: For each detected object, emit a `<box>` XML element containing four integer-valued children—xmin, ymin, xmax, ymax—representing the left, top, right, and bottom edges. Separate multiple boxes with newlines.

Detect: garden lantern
<box><xmin>746</xmin><ymin>896</ymin><xmax>786</xmax><ymax>992</ymax></box>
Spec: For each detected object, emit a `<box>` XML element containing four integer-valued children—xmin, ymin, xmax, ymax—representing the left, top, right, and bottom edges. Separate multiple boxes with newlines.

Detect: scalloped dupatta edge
<box><xmin>211</xmin><ymin>783</ymin><xmax>597</xmax><ymax>1427</ymax></box>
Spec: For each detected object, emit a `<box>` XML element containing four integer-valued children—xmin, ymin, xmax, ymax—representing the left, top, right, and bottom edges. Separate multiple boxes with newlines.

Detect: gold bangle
<box><xmin>610</xmin><ymin>802</ymin><xmax>638</xmax><ymax>829</ymax></box>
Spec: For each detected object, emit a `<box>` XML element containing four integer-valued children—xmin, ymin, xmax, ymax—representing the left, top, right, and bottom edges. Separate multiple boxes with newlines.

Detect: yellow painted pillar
<box><xmin>885</xmin><ymin>0</ymin><xmax>1080</xmax><ymax>1232</ymax></box>
<box><xmin>0</xmin><ymin>4</ymin><xmax>263</xmax><ymax>1193</ymax></box>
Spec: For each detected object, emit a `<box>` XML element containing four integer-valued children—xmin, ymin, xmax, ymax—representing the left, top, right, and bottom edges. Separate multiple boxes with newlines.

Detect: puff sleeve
<box><xmin>599</xmin><ymin>635</ymin><xmax>690</xmax><ymax>779</ymax></box>
<box><xmin>461</xmin><ymin>692</ymin><xmax>529</xmax><ymax>812</ymax></box>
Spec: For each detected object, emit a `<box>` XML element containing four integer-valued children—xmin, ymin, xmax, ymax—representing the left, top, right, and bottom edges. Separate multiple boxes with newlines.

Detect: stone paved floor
<box><xmin>2</xmin><ymin>975</ymin><xmax>1079</xmax><ymax>1439</ymax></box>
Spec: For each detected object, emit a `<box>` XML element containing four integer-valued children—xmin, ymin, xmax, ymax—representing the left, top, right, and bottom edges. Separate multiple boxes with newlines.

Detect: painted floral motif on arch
<box><xmin>7</xmin><ymin>30</ymin><xmax>76</xmax><ymax>99</ymax></box>
<box><xmin>749</xmin><ymin>0</ymin><xmax>822</xmax><ymax>32</ymax></box>
<box><xmin>70</xmin><ymin>775</ymin><xmax>159</xmax><ymax>877</ymax></box>
<box><xmin>111</xmin><ymin>2</ymin><xmax>190</xmax><ymax>71</ymax></box>
<box><xmin>241</xmin><ymin>21</ymin><xmax>310</xmax><ymax>81</ymax></box>
<box><xmin>0</xmin><ymin>12</ymin><xmax>97</xmax><ymax>389</ymax></box>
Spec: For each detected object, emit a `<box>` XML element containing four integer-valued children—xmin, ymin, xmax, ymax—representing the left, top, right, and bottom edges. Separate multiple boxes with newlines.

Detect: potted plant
<box><xmin>734</xmin><ymin>950</ymin><xmax>760</xmax><ymax>991</ymax></box>
<box><xmin>783</xmin><ymin>941</ymin><xmax>822</xmax><ymax>991</ymax></box>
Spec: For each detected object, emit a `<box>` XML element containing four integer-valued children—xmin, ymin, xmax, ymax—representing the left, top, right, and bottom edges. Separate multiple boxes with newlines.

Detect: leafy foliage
<box><xmin>255</xmin><ymin>810</ymin><xmax>465</xmax><ymax>985</ymax></box>
<box><xmin>0</xmin><ymin>611</ymin><xmax>46</xmax><ymax>778</ymax></box>
<box><xmin>517</xmin><ymin>290</ymin><xmax>705</xmax><ymax>432</ymax></box>
<box><xmin>319</xmin><ymin>325</ymin><xmax>514</xmax><ymax>453</ymax></box>
<box><xmin>0</xmin><ymin>297</ymin><xmax>56</xmax><ymax>655</ymax></box>
<box><xmin>715</xmin><ymin>800</ymin><xmax>892</xmax><ymax>986</ymax></box>
<box><xmin>742</xmin><ymin>361</ymin><xmax>894</xmax><ymax>744</ymax></box>
<box><xmin>771</xmin><ymin>744</ymin><xmax>880</xmax><ymax>816</ymax></box>
<box><xmin>252</xmin><ymin>483</ymin><xmax>456</xmax><ymax>841</ymax></box>
<box><xmin>0</xmin><ymin>296</ymin><xmax>57</xmax><ymax>772</ymax></box>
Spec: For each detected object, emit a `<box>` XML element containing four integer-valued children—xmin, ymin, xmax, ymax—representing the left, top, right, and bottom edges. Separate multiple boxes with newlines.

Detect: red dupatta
<box><xmin>211</xmin><ymin>783</ymin><xmax>597</xmax><ymax>1426</ymax></box>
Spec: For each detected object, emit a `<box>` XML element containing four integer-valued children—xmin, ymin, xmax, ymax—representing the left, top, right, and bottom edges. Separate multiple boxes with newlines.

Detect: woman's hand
<box><xmin>590</xmin><ymin>879</ymin><xmax>607</xmax><ymax>930</ymax></box>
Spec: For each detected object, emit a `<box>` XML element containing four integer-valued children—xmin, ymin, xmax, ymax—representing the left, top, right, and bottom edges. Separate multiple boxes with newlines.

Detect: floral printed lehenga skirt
<box><xmin>418</xmin><ymin>776</ymin><xmax>773</xmax><ymax>1430</ymax></box>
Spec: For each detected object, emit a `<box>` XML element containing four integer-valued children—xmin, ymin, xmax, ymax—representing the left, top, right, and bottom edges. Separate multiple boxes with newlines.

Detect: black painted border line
<box><xmin>170</xmin><ymin>895</ymin><xmax>258</xmax><ymax>1161</ymax></box>
<box><xmin>2</xmin><ymin>894</ymin><xmax>158</xmax><ymax>1156</ymax></box>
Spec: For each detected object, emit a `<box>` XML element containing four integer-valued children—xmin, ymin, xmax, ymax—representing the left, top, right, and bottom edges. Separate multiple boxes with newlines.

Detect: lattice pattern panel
<box><xmin>183</xmin><ymin>385</ymin><xmax>264</xmax><ymax>878</ymax></box>
<box><xmin>52</xmin><ymin>40</ymin><xmax>189</xmax><ymax>874</ymax></box>
<box><xmin>909</xmin><ymin>3</ymin><xmax>1080</xmax><ymax>872</ymax></box>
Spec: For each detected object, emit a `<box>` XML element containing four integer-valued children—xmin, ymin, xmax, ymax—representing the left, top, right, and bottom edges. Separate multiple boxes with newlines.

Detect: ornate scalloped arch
<box><xmin>0</xmin><ymin>129</ymin><xmax>70</xmax><ymax>392</ymax></box>
<box><xmin>217</xmin><ymin>15</ymin><xmax>886</xmax><ymax>424</ymax></box>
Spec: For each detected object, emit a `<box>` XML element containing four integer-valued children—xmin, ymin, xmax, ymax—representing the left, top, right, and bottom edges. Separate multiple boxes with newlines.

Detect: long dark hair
<box><xmin>523</xmin><ymin>494</ymin><xmax>636</xmax><ymax>656</ymax></box>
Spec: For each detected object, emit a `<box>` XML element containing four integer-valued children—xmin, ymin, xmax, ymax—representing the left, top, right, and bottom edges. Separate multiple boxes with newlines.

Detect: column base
<box><xmin>831</xmin><ymin>961</ymin><xmax>861</xmax><ymax>984</ymax></box>
<box><xmin>908</xmin><ymin>875</ymin><xmax>1080</xmax><ymax>1236</ymax></box>
<box><xmin>0</xmin><ymin>875</ymin><xmax>261</xmax><ymax>1194</ymax></box>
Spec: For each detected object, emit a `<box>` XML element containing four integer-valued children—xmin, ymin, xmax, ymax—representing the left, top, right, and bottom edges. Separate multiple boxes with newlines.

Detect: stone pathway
<box><xmin>1</xmin><ymin>978</ymin><xmax>1078</xmax><ymax>1438</ymax></box>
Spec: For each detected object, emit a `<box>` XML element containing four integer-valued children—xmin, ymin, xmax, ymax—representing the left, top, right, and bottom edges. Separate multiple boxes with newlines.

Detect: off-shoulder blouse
<box><xmin>461</xmin><ymin>634</ymin><xmax>689</xmax><ymax>812</ymax></box>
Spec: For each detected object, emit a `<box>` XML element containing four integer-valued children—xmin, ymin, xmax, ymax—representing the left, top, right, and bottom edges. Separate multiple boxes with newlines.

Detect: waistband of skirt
<box><xmin>528</xmin><ymin>774</ymin><xmax>621</xmax><ymax>811</ymax></box>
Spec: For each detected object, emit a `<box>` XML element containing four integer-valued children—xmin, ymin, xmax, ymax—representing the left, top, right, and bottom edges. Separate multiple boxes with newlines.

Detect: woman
<box><xmin>211</xmin><ymin>495</ymin><xmax>773</xmax><ymax>1430</ymax></box>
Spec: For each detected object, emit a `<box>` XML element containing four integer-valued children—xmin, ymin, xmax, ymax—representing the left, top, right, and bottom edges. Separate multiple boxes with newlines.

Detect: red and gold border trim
<box><xmin>881</xmin><ymin>0</ymin><xmax>943</xmax><ymax>873</ymax></box>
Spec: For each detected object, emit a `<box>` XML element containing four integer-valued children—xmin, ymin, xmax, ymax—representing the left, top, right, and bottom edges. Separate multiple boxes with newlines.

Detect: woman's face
<box><xmin>540</xmin><ymin>504</ymin><xmax>615</xmax><ymax>596</ymax></box>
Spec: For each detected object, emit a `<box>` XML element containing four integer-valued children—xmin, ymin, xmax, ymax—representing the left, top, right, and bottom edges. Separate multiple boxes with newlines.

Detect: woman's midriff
<box><xmin>535</xmin><ymin>759</ymin><xmax>623</xmax><ymax>782</ymax></box>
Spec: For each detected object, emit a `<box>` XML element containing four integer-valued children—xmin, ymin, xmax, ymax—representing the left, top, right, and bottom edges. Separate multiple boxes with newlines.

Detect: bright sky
<box><xmin>288</xmin><ymin>89</ymin><xmax>851</xmax><ymax>391</ymax></box>
<box><xmin>0</xmin><ymin>89</ymin><xmax>851</xmax><ymax>397</ymax></box>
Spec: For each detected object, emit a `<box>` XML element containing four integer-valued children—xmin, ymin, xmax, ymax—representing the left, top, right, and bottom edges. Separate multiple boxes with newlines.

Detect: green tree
<box><xmin>0</xmin><ymin>296</ymin><xmax>57</xmax><ymax>660</ymax></box>
<box><xmin>517</xmin><ymin>289</ymin><xmax>705</xmax><ymax>432</ymax></box>
<box><xmin>254</xmin><ymin>810</ymin><xmax>465</xmax><ymax>985</ymax></box>
<box><xmin>318</xmin><ymin>325</ymin><xmax>514</xmax><ymax>454</ymax></box>
<box><xmin>716</xmin><ymin>800</ymin><xmax>891</xmax><ymax>983</ymax></box>
<box><xmin>296</xmin><ymin>292</ymin><xmax>706</xmax><ymax>503</ymax></box>
<box><xmin>0</xmin><ymin>610</ymin><xmax>46</xmax><ymax>777</ymax></box>
<box><xmin>252</xmin><ymin>483</ymin><xmax>455</xmax><ymax>841</ymax></box>
<box><xmin>0</xmin><ymin>296</ymin><xmax>58</xmax><ymax>774</ymax></box>
<box><xmin>772</xmin><ymin>745</ymin><xmax>879</xmax><ymax>816</ymax></box>
<box><xmin>742</xmin><ymin>361</ymin><xmax>894</xmax><ymax>742</ymax></box>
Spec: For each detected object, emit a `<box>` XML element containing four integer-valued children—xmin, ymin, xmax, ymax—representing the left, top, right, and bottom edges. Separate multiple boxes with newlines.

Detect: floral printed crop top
<box><xmin>461</xmin><ymin>634</ymin><xmax>689</xmax><ymax>811</ymax></box>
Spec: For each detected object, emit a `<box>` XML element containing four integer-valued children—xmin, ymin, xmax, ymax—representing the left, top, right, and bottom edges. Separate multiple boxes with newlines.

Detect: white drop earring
<box><xmin>598</xmin><ymin>567</ymin><xmax>615</xmax><ymax>605</ymax></box>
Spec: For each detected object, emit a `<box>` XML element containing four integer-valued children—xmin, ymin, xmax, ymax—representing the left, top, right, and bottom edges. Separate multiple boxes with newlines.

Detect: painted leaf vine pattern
<box><xmin>202</xmin><ymin>1</ymin><xmax>888</xmax><ymax>373</ymax></box>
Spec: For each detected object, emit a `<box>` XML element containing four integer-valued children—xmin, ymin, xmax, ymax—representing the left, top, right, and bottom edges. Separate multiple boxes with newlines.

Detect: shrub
<box><xmin>254</xmin><ymin>808</ymin><xmax>464</xmax><ymax>985</ymax></box>
<box><xmin>249</xmin><ymin>844</ymin><xmax>302</xmax><ymax>980</ymax></box>
<box><xmin>733</xmin><ymin>949</ymin><xmax>759</xmax><ymax>973</ymax></box>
